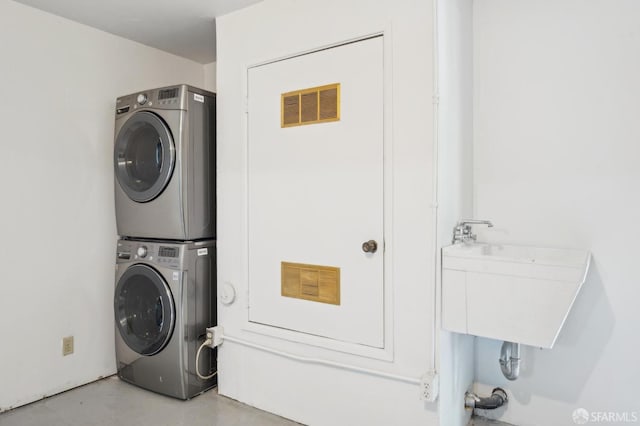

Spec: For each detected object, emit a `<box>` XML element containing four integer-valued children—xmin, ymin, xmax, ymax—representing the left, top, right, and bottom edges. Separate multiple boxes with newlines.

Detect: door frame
<box><xmin>241</xmin><ymin>31</ymin><xmax>395</xmax><ymax>361</ymax></box>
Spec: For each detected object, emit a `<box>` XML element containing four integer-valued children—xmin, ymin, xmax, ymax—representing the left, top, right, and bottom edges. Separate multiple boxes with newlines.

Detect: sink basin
<box><xmin>441</xmin><ymin>243</ymin><xmax>591</xmax><ymax>348</ymax></box>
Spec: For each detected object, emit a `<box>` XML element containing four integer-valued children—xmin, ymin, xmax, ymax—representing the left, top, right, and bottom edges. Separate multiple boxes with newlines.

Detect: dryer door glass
<box><xmin>114</xmin><ymin>111</ymin><xmax>175</xmax><ymax>203</ymax></box>
<box><xmin>114</xmin><ymin>264</ymin><xmax>175</xmax><ymax>356</ymax></box>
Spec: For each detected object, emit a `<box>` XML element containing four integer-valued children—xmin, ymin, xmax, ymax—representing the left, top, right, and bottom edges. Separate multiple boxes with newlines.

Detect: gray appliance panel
<box><xmin>114</xmin><ymin>85</ymin><xmax>216</xmax><ymax>241</ymax></box>
<box><xmin>114</xmin><ymin>239</ymin><xmax>217</xmax><ymax>400</ymax></box>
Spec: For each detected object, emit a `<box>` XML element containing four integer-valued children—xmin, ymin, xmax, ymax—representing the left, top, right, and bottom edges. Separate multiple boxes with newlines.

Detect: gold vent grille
<box><xmin>281</xmin><ymin>262</ymin><xmax>340</xmax><ymax>305</ymax></box>
<box><xmin>281</xmin><ymin>83</ymin><xmax>340</xmax><ymax>128</ymax></box>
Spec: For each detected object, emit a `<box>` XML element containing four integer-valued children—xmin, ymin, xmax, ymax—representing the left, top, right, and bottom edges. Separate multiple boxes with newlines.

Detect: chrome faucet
<box><xmin>452</xmin><ymin>219</ymin><xmax>494</xmax><ymax>244</ymax></box>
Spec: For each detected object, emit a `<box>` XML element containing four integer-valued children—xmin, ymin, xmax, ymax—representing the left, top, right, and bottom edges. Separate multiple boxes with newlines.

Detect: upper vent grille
<box><xmin>281</xmin><ymin>83</ymin><xmax>340</xmax><ymax>128</ymax></box>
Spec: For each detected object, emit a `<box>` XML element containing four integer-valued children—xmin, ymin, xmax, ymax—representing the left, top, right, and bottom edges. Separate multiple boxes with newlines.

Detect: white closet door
<box><xmin>247</xmin><ymin>36</ymin><xmax>385</xmax><ymax>348</ymax></box>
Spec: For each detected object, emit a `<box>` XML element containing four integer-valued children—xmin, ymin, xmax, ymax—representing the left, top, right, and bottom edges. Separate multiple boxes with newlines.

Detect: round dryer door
<box><xmin>114</xmin><ymin>264</ymin><xmax>175</xmax><ymax>356</ymax></box>
<box><xmin>114</xmin><ymin>111</ymin><xmax>175</xmax><ymax>203</ymax></box>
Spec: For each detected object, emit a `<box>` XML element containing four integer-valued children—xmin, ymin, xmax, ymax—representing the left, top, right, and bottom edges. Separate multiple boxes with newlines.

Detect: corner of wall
<box><xmin>435</xmin><ymin>0</ymin><xmax>476</xmax><ymax>424</ymax></box>
<box><xmin>203</xmin><ymin>61</ymin><xmax>217</xmax><ymax>92</ymax></box>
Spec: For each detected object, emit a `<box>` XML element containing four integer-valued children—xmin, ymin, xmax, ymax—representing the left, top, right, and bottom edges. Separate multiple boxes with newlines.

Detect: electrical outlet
<box><xmin>420</xmin><ymin>371</ymin><xmax>439</xmax><ymax>402</ymax></box>
<box><xmin>62</xmin><ymin>336</ymin><xmax>74</xmax><ymax>356</ymax></box>
<box><xmin>206</xmin><ymin>326</ymin><xmax>223</xmax><ymax>348</ymax></box>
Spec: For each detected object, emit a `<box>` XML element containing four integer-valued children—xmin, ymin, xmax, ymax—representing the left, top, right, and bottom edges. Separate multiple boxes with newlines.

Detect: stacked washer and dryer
<box><xmin>112</xmin><ymin>85</ymin><xmax>217</xmax><ymax>400</ymax></box>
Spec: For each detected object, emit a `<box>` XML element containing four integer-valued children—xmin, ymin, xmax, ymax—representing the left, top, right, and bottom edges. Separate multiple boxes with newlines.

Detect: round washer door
<box><xmin>114</xmin><ymin>111</ymin><xmax>175</xmax><ymax>203</ymax></box>
<box><xmin>114</xmin><ymin>264</ymin><xmax>175</xmax><ymax>356</ymax></box>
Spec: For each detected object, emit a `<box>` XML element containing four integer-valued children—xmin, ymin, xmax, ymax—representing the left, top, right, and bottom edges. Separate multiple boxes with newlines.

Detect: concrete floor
<box><xmin>0</xmin><ymin>376</ymin><xmax>516</xmax><ymax>426</ymax></box>
<box><xmin>0</xmin><ymin>376</ymin><xmax>300</xmax><ymax>426</ymax></box>
<box><xmin>469</xmin><ymin>416</ymin><xmax>515</xmax><ymax>426</ymax></box>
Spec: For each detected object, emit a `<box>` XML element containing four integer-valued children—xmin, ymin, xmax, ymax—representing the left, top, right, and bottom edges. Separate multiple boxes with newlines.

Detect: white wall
<box><xmin>216</xmin><ymin>0</ymin><xmax>438</xmax><ymax>425</ymax></box>
<box><xmin>436</xmin><ymin>1</ymin><xmax>475</xmax><ymax>425</ymax></box>
<box><xmin>203</xmin><ymin>61</ymin><xmax>217</xmax><ymax>92</ymax></box>
<box><xmin>473</xmin><ymin>1</ymin><xmax>640</xmax><ymax>424</ymax></box>
<box><xmin>0</xmin><ymin>0</ymin><xmax>203</xmax><ymax>411</ymax></box>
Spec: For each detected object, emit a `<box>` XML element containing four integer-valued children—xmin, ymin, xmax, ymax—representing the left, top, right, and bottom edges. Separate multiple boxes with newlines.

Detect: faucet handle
<box><xmin>453</xmin><ymin>219</ymin><xmax>493</xmax><ymax>244</ymax></box>
<box><xmin>458</xmin><ymin>219</ymin><xmax>494</xmax><ymax>228</ymax></box>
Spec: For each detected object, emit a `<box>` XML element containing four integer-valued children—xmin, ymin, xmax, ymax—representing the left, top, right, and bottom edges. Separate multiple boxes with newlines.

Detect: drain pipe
<box><xmin>465</xmin><ymin>388</ymin><xmax>508</xmax><ymax>410</ymax></box>
<box><xmin>499</xmin><ymin>341</ymin><xmax>521</xmax><ymax>381</ymax></box>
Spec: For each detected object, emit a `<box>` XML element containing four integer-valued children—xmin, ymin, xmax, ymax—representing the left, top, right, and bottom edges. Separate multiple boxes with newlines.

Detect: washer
<box><xmin>114</xmin><ymin>238</ymin><xmax>217</xmax><ymax>399</ymax></box>
<box><xmin>114</xmin><ymin>85</ymin><xmax>216</xmax><ymax>240</ymax></box>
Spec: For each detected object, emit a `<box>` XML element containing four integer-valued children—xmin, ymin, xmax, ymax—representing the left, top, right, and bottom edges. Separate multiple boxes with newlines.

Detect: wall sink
<box><xmin>441</xmin><ymin>243</ymin><xmax>591</xmax><ymax>348</ymax></box>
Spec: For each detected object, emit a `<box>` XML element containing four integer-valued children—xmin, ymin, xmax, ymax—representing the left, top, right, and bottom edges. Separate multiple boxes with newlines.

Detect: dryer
<box><xmin>114</xmin><ymin>85</ymin><xmax>216</xmax><ymax>240</ymax></box>
<box><xmin>114</xmin><ymin>238</ymin><xmax>216</xmax><ymax>399</ymax></box>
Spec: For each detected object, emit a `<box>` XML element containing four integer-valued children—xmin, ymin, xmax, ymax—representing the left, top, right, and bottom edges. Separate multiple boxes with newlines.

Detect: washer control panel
<box><xmin>137</xmin><ymin>246</ymin><xmax>148</xmax><ymax>258</ymax></box>
<box><xmin>156</xmin><ymin>245</ymin><xmax>180</xmax><ymax>268</ymax></box>
<box><xmin>116</xmin><ymin>240</ymin><xmax>182</xmax><ymax>269</ymax></box>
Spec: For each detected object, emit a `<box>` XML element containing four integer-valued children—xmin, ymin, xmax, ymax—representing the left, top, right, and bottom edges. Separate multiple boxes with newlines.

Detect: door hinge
<box><xmin>432</xmin><ymin>94</ymin><xmax>440</xmax><ymax>105</ymax></box>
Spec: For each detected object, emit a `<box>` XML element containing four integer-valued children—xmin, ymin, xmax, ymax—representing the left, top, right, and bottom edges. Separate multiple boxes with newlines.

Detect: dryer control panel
<box><xmin>115</xmin><ymin>84</ymin><xmax>214</xmax><ymax>116</ymax></box>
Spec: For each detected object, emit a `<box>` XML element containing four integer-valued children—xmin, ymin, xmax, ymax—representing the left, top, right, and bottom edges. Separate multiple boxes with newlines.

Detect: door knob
<box><xmin>362</xmin><ymin>240</ymin><xmax>378</xmax><ymax>253</ymax></box>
